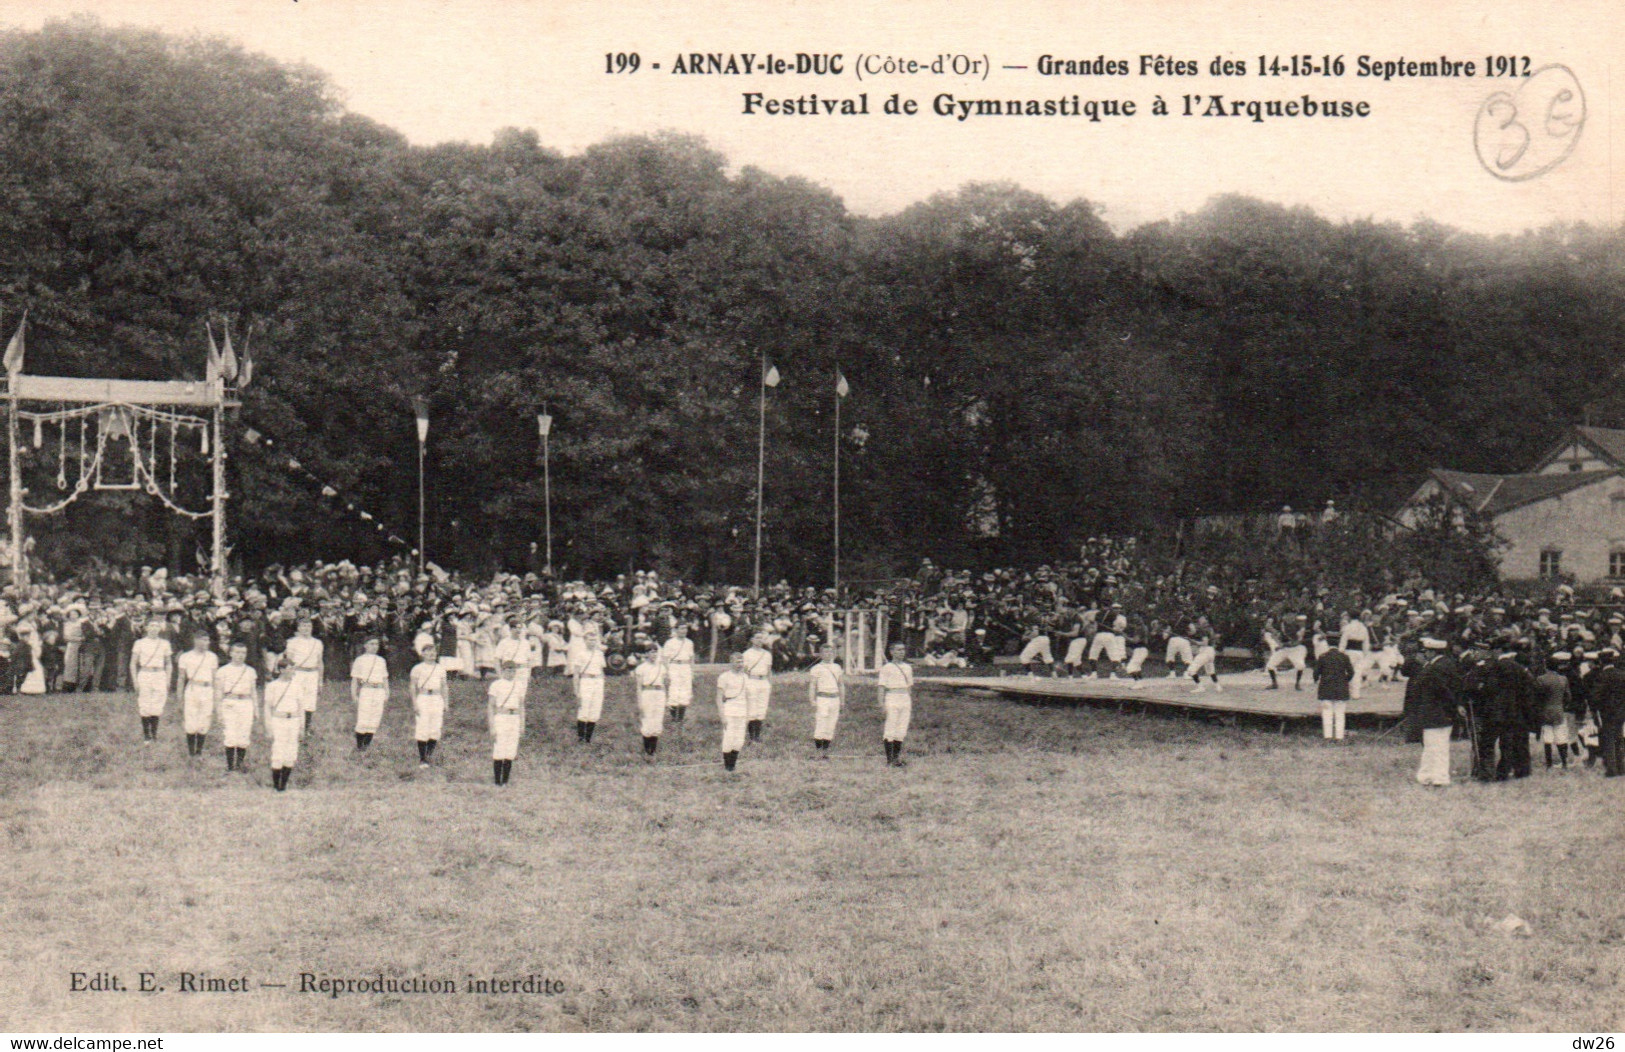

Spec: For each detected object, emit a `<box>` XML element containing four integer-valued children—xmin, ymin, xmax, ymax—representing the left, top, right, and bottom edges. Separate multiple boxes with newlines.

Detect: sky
<box><xmin>0</xmin><ymin>0</ymin><xmax>1617</xmax><ymax>235</ymax></box>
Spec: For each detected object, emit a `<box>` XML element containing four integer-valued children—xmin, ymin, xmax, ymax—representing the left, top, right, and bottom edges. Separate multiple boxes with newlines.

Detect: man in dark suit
<box><xmin>1315</xmin><ymin>641</ymin><xmax>1355</xmax><ymax>741</ymax></box>
<box><xmin>1406</xmin><ymin>637</ymin><xmax>1460</xmax><ymax>786</ymax></box>
<box><xmin>1584</xmin><ymin>649</ymin><xmax>1625</xmax><ymax>777</ymax></box>
<box><xmin>1483</xmin><ymin>641</ymin><xmax>1538</xmax><ymax>780</ymax></box>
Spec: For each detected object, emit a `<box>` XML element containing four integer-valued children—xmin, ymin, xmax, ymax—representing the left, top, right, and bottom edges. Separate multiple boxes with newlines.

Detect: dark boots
<box><xmin>642</xmin><ymin>735</ymin><xmax>659</xmax><ymax>757</ymax></box>
<box><xmin>746</xmin><ymin>719</ymin><xmax>762</xmax><ymax>743</ymax></box>
<box><xmin>722</xmin><ymin>750</ymin><xmax>738</xmax><ymax>771</ymax></box>
<box><xmin>494</xmin><ymin>759</ymin><xmax>513</xmax><ymax>785</ymax></box>
<box><xmin>884</xmin><ymin>740</ymin><xmax>907</xmax><ymax>767</ymax></box>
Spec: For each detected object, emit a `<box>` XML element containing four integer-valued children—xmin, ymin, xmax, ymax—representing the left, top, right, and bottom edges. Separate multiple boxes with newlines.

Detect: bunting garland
<box><xmin>240</xmin><ymin>424</ymin><xmax>413</xmax><ymax>552</ymax></box>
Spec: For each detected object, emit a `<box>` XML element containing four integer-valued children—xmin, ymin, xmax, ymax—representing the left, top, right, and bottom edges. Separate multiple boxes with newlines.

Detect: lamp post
<box><xmin>537</xmin><ymin>407</ymin><xmax>553</xmax><ymax>576</ymax></box>
<box><xmin>412</xmin><ymin>396</ymin><xmax>428</xmax><ymax>574</ymax></box>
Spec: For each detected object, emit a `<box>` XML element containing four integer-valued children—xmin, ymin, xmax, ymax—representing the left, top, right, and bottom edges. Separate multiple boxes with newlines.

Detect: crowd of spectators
<box><xmin>1</xmin><ymin>520</ymin><xmax>1620</xmax><ymax>696</ymax></box>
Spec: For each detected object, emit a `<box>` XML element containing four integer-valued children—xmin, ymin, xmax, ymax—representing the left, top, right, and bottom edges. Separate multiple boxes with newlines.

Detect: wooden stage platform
<box><xmin>922</xmin><ymin>669</ymin><xmax>1405</xmax><ymax>723</ymax></box>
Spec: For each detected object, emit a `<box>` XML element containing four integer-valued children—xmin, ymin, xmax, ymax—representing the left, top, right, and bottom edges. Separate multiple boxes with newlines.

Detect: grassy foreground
<box><xmin>1</xmin><ymin>672</ymin><xmax>1622</xmax><ymax>1033</ymax></box>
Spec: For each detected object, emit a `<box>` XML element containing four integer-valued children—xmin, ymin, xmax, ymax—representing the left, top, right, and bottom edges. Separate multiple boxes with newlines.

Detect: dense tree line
<box><xmin>0</xmin><ymin>20</ymin><xmax>1620</xmax><ymax>582</ymax></box>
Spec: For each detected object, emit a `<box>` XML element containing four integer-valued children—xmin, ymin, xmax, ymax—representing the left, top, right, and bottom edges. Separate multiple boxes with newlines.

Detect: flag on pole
<box><xmin>836</xmin><ymin>370</ymin><xmax>849</xmax><ymax>398</ymax></box>
<box><xmin>764</xmin><ymin>363</ymin><xmax>781</xmax><ymax>388</ymax></box>
<box><xmin>220</xmin><ymin>326</ymin><xmax>239</xmax><ymax>384</ymax></box>
<box><xmin>412</xmin><ymin>396</ymin><xmax>430</xmax><ymax>442</ymax></box>
<box><xmin>237</xmin><ymin>323</ymin><xmax>254</xmax><ymax>388</ymax></box>
<box><xmin>4</xmin><ymin>310</ymin><xmax>27</xmax><ymax>375</ymax></box>
<box><xmin>206</xmin><ymin>321</ymin><xmax>221</xmax><ymax>383</ymax></box>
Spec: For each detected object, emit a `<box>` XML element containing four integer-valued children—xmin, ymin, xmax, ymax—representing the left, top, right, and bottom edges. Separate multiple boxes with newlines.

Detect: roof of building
<box><xmin>1427</xmin><ymin>467</ymin><xmax>1619</xmax><ymax>517</ymax></box>
<box><xmin>1531</xmin><ymin>425</ymin><xmax>1625</xmax><ymax>472</ymax></box>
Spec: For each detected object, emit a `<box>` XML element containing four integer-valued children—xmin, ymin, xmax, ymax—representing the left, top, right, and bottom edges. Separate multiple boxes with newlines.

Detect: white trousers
<box><xmin>720</xmin><ymin>699</ymin><xmax>747</xmax><ymax>752</ymax></box>
<box><xmin>1062</xmin><ymin>637</ymin><xmax>1089</xmax><ymax>665</ymax></box>
<box><xmin>1321</xmin><ymin>701</ymin><xmax>1347</xmax><ymax>740</ymax></box>
<box><xmin>883</xmin><ymin>695</ymin><xmax>911</xmax><ymax>741</ymax></box>
<box><xmin>1165</xmin><ymin>637</ymin><xmax>1193</xmax><ymax>667</ymax></box>
<box><xmin>414</xmin><ymin>695</ymin><xmax>445</xmax><ymax>741</ymax></box>
<box><xmin>512</xmin><ymin>668</ymin><xmax>532</xmax><ymax>737</ymax></box>
<box><xmin>491</xmin><ymin>712</ymin><xmax>521</xmax><ymax>760</ymax></box>
<box><xmin>639</xmin><ymin>690</ymin><xmax>666</xmax><ymax>736</ymax></box>
<box><xmin>355</xmin><ymin>686</ymin><xmax>388</xmax><ymax>733</ymax></box>
<box><xmin>182</xmin><ymin>686</ymin><xmax>214</xmax><ymax>734</ymax></box>
<box><xmin>1020</xmin><ymin>637</ymin><xmax>1054</xmax><ymax>665</ymax></box>
<box><xmin>1188</xmin><ymin>646</ymin><xmax>1217</xmax><ymax>678</ymax></box>
<box><xmin>668</xmin><ymin>665</ymin><xmax>693</xmax><ymax>706</ymax></box>
<box><xmin>745</xmin><ymin>679</ymin><xmax>771</xmax><ymax>720</ymax></box>
<box><xmin>293</xmin><ymin>670</ymin><xmax>321</xmax><ymax>713</ymax></box>
<box><xmin>1265</xmin><ymin>645</ymin><xmax>1307</xmax><ymax>672</ymax></box>
<box><xmin>1348</xmin><ymin>650</ymin><xmax>1371</xmax><ymax>700</ymax></box>
<box><xmin>576</xmin><ymin>676</ymin><xmax>604</xmax><ymax>722</ymax></box>
<box><xmin>813</xmin><ymin>695</ymin><xmax>841</xmax><ymax>740</ymax></box>
<box><xmin>1417</xmin><ymin>727</ymin><xmax>1451</xmax><ymax>785</ymax></box>
<box><xmin>1124</xmin><ymin>647</ymin><xmax>1149</xmax><ymax>675</ymax></box>
<box><xmin>219</xmin><ymin>699</ymin><xmax>254</xmax><ymax>748</ymax></box>
<box><xmin>1088</xmin><ymin>632</ymin><xmax>1125</xmax><ymax>663</ymax></box>
<box><xmin>269</xmin><ymin>714</ymin><xmax>301</xmax><ymax>767</ymax></box>
<box><xmin>135</xmin><ymin>670</ymin><xmax>169</xmax><ymax>717</ymax></box>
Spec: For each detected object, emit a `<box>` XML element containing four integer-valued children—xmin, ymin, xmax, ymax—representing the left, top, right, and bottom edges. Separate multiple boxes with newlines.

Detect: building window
<box><xmin>1540</xmin><ymin>549</ymin><xmax>1563</xmax><ymax>578</ymax></box>
<box><xmin>1612</xmin><ymin>551</ymin><xmax>1625</xmax><ymax>578</ymax></box>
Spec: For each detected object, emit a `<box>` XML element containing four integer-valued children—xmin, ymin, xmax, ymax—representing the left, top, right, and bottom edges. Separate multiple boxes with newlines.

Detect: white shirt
<box><xmin>285</xmin><ymin>635</ymin><xmax>324</xmax><ymax>672</ymax></box>
<box><xmin>742</xmin><ymin>647</ymin><xmax>773</xmax><ymax>679</ymax></box>
<box><xmin>267</xmin><ymin>678</ymin><xmax>301</xmax><ymax>717</ymax></box>
<box><xmin>350</xmin><ymin>653</ymin><xmax>389</xmax><ymax>686</ymax></box>
<box><xmin>660</xmin><ymin>636</ymin><xmax>695</xmax><ymax>664</ymax></box>
<box><xmin>578</xmin><ymin>648</ymin><xmax>606</xmax><ymax>677</ymax></box>
<box><xmin>131</xmin><ymin>636</ymin><xmax>172</xmax><ymax>671</ymax></box>
<box><xmin>216</xmin><ymin>663</ymin><xmax>257</xmax><ymax>700</ymax></box>
<box><xmin>488</xmin><ymin>678</ymin><xmax>522</xmax><ymax>714</ymax></box>
<box><xmin>878</xmin><ymin>661</ymin><xmax>914</xmax><ymax>697</ymax></box>
<box><xmin>716</xmin><ymin>669</ymin><xmax>747</xmax><ymax>703</ymax></box>
<box><xmin>411</xmin><ymin>661</ymin><xmax>447</xmax><ymax>697</ymax></box>
<box><xmin>634</xmin><ymin>660</ymin><xmax>667</xmax><ymax>693</ymax></box>
<box><xmin>177</xmin><ymin>649</ymin><xmax>218</xmax><ymax>689</ymax></box>
<box><xmin>809</xmin><ymin>661</ymin><xmax>843</xmax><ymax>696</ymax></box>
<box><xmin>494</xmin><ymin>636</ymin><xmax>524</xmax><ymax>669</ymax></box>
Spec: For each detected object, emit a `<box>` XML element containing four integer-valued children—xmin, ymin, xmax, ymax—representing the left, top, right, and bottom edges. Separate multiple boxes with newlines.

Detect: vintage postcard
<box><xmin>0</xmin><ymin>0</ymin><xmax>1618</xmax><ymax>1039</ymax></box>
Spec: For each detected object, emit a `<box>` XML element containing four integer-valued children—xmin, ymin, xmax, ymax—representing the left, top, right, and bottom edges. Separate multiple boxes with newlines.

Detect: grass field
<box><xmin>2</xmin><ymin>670</ymin><xmax>1622</xmax><ymax>1033</ymax></box>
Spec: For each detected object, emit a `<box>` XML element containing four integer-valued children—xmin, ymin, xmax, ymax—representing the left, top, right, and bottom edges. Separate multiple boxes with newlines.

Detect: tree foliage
<box><xmin>0</xmin><ymin>21</ymin><xmax>1621</xmax><ymax>582</ymax></box>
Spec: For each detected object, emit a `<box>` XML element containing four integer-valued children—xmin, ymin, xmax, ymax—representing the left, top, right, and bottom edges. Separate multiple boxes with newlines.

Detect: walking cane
<box><xmin>1461</xmin><ymin>695</ymin><xmax>1481</xmax><ymax>779</ymax></box>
